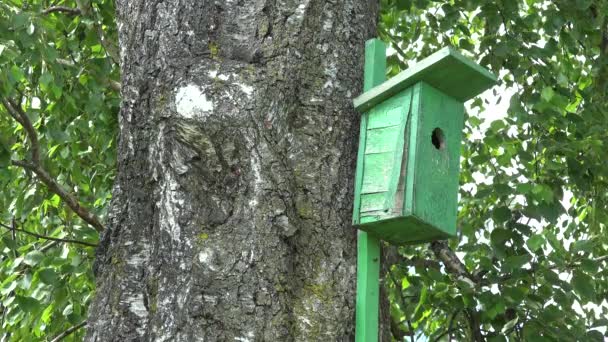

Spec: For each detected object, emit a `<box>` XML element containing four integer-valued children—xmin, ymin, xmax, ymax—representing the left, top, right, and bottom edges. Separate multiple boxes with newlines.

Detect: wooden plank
<box><xmin>360</xmin><ymin>192</ymin><xmax>387</xmax><ymax>212</ymax></box>
<box><xmin>365</xmin><ymin>126</ymin><xmax>401</xmax><ymax>154</ymax></box>
<box><xmin>367</xmin><ymin>103</ymin><xmax>403</xmax><ymax>129</ymax></box>
<box><xmin>362</xmin><ymin>152</ymin><xmax>394</xmax><ymax>193</ymax></box>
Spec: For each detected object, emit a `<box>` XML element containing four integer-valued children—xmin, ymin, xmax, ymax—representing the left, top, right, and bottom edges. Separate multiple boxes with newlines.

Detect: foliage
<box><xmin>0</xmin><ymin>0</ymin><xmax>118</xmax><ymax>340</ymax></box>
<box><xmin>1</xmin><ymin>0</ymin><xmax>608</xmax><ymax>341</ymax></box>
<box><xmin>380</xmin><ymin>0</ymin><xmax>608</xmax><ymax>340</ymax></box>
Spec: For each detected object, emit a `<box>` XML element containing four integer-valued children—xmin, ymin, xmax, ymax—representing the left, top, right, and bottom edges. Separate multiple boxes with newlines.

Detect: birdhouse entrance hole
<box><xmin>431</xmin><ymin>127</ymin><xmax>445</xmax><ymax>150</ymax></box>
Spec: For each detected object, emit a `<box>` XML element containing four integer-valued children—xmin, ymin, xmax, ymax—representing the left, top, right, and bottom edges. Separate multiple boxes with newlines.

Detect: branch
<box><xmin>50</xmin><ymin>321</ymin><xmax>87</xmax><ymax>342</ymax></box>
<box><xmin>0</xmin><ymin>221</ymin><xmax>97</xmax><ymax>247</ymax></box>
<box><xmin>1</xmin><ymin>97</ymin><xmax>40</xmax><ymax>164</ymax></box>
<box><xmin>465</xmin><ymin>309</ymin><xmax>484</xmax><ymax>342</ymax></box>
<box><xmin>41</xmin><ymin>6</ymin><xmax>82</xmax><ymax>16</ymax></box>
<box><xmin>447</xmin><ymin>309</ymin><xmax>461</xmax><ymax>342</ymax></box>
<box><xmin>1</xmin><ymin>96</ymin><xmax>105</xmax><ymax>233</ymax></box>
<box><xmin>109</xmin><ymin>80</ymin><xmax>121</xmax><ymax>92</ymax></box>
<box><xmin>429</xmin><ymin>241</ymin><xmax>475</xmax><ymax>282</ymax></box>
<box><xmin>430</xmin><ymin>241</ymin><xmax>484</xmax><ymax>341</ymax></box>
<box><xmin>594</xmin><ymin>255</ymin><xmax>608</xmax><ymax>263</ymax></box>
<box><xmin>11</xmin><ymin>160</ymin><xmax>105</xmax><ymax>232</ymax></box>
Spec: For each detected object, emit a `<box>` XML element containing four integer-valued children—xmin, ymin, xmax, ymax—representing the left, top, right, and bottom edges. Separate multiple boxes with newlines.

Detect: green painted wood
<box><xmin>358</xmin><ymin>89</ymin><xmax>412</xmax><ymax>225</ymax></box>
<box><xmin>355</xmin><ymin>82</ymin><xmax>466</xmax><ymax>244</ymax></box>
<box><xmin>353</xmin><ymin>46</ymin><xmax>497</xmax><ymax>113</ymax></box>
<box><xmin>354</xmin><ymin>38</ymin><xmax>385</xmax><ymax>342</ymax></box>
<box><xmin>356</xmin><ymin>232</ymin><xmax>380</xmax><ymax>342</ymax></box>
<box><xmin>410</xmin><ymin>82</ymin><xmax>464</xmax><ymax>237</ymax></box>
<box><xmin>352</xmin><ymin>45</ymin><xmax>496</xmax><ymax>245</ymax></box>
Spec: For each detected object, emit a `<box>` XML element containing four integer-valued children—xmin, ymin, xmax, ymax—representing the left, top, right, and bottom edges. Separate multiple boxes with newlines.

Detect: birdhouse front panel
<box><xmin>405</xmin><ymin>82</ymin><xmax>465</xmax><ymax>239</ymax></box>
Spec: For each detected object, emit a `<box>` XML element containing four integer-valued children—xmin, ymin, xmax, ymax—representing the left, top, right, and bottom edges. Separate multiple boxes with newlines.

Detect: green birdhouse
<box><xmin>352</xmin><ymin>46</ymin><xmax>497</xmax><ymax>245</ymax></box>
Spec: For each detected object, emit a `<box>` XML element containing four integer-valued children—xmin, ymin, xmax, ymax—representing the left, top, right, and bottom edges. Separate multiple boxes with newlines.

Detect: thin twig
<box><xmin>11</xmin><ymin>160</ymin><xmax>105</xmax><ymax>232</ymax></box>
<box><xmin>50</xmin><ymin>321</ymin><xmax>87</xmax><ymax>342</ymax></box>
<box><xmin>93</xmin><ymin>21</ymin><xmax>120</xmax><ymax>64</ymax></box>
<box><xmin>11</xmin><ymin>217</ymin><xmax>17</xmax><ymax>258</ymax></box>
<box><xmin>0</xmin><ymin>222</ymin><xmax>97</xmax><ymax>247</ymax></box>
<box><xmin>41</xmin><ymin>241</ymin><xmax>61</xmax><ymax>253</ymax></box>
<box><xmin>432</xmin><ymin>328</ymin><xmax>459</xmax><ymax>342</ymax></box>
<box><xmin>42</xmin><ymin>6</ymin><xmax>82</xmax><ymax>16</ymax></box>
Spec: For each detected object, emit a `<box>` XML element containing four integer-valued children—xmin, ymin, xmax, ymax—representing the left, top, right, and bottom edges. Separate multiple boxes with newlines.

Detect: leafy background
<box><xmin>0</xmin><ymin>0</ymin><xmax>607</xmax><ymax>341</ymax></box>
<box><xmin>381</xmin><ymin>0</ymin><xmax>608</xmax><ymax>340</ymax></box>
<box><xmin>0</xmin><ymin>0</ymin><xmax>118</xmax><ymax>340</ymax></box>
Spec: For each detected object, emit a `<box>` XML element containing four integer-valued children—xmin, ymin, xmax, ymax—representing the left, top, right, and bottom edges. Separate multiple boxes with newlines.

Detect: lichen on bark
<box><xmin>87</xmin><ymin>1</ymin><xmax>378</xmax><ymax>340</ymax></box>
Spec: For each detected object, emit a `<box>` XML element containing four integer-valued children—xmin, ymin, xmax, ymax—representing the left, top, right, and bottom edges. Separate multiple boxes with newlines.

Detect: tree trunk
<box><xmin>86</xmin><ymin>1</ymin><xmax>377</xmax><ymax>340</ymax></box>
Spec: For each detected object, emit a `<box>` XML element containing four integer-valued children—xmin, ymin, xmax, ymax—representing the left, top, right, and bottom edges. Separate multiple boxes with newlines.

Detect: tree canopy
<box><xmin>0</xmin><ymin>0</ymin><xmax>607</xmax><ymax>340</ymax></box>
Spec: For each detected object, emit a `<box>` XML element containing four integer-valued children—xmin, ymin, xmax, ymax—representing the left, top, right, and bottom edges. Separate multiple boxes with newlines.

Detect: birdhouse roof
<box><xmin>353</xmin><ymin>46</ymin><xmax>497</xmax><ymax>112</ymax></box>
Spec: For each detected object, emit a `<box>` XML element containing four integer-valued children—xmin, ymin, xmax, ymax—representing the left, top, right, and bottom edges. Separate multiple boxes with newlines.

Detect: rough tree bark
<box><xmin>86</xmin><ymin>1</ymin><xmax>380</xmax><ymax>340</ymax></box>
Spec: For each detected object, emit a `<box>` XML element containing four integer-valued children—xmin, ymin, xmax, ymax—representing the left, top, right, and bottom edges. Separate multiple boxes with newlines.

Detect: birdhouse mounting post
<box><xmin>354</xmin><ymin>38</ymin><xmax>385</xmax><ymax>342</ymax></box>
<box><xmin>353</xmin><ymin>39</ymin><xmax>496</xmax><ymax>341</ymax></box>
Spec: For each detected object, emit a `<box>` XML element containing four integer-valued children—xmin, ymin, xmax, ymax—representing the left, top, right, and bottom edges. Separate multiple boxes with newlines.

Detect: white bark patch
<box><xmin>160</xmin><ymin>176</ymin><xmax>184</xmax><ymax>241</ymax></box>
<box><xmin>126</xmin><ymin>249</ymin><xmax>147</xmax><ymax>268</ymax></box>
<box><xmin>125</xmin><ymin>292</ymin><xmax>148</xmax><ymax>329</ymax></box>
<box><xmin>245</xmin><ymin>136</ymin><xmax>262</xmax><ymax>208</ymax></box>
<box><xmin>237</xmin><ymin>83</ymin><xmax>254</xmax><ymax>97</ymax></box>
<box><xmin>294</xmin><ymin>2</ymin><xmax>308</xmax><ymax>20</ymax></box>
<box><xmin>198</xmin><ymin>248</ymin><xmax>217</xmax><ymax>271</ymax></box>
<box><xmin>175</xmin><ymin>84</ymin><xmax>214</xmax><ymax>118</ymax></box>
<box><xmin>151</xmin><ymin>123</ymin><xmax>186</xmax><ymax>243</ymax></box>
<box><xmin>323</xmin><ymin>62</ymin><xmax>338</xmax><ymax>90</ymax></box>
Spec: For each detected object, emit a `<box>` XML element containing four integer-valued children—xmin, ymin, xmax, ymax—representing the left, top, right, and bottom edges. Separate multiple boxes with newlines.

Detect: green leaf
<box><xmin>575</xmin><ymin>0</ymin><xmax>592</xmax><ymax>10</ymax></box>
<box><xmin>492</xmin><ymin>206</ymin><xmax>511</xmax><ymax>223</ymax></box>
<box><xmin>41</xmin><ymin>304</ymin><xmax>54</xmax><ymax>323</ymax></box>
<box><xmin>571</xmin><ymin>239</ymin><xmax>594</xmax><ymax>253</ymax></box>
<box><xmin>491</xmin><ymin>228</ymin><xmax>511</xmax><ymax>245</ymax></box>
<box><xmin>23</xmin><ymin>250</ymin><xmax>44</xmax><ymax>266</ymax></box>
<box><xmin>572</xmin><ymin>271</ymin><xmax>595</xmax><ymax>301</ymax></box>
<box><xmin>504</xmin><ymin>254</ymin><xmax>530</xmax><ymax>272</ymax></box>
<box><xmin>37</xmin><ymin>268</ymin><xmax>59</xmax><ymax>285</ymax></box>
<box><xmin>10</xmin><ymin>65</ymin><xmax>26</xmax><ymax>83</ymax></box>
<box><xmin>526</xmin><ymin>234</ymin><xmax>545</xmax><ymax>252</ymax></box>
<box><xmin>0</xmin><ymin>144</ymin><xmax>10</xmax><ymax>168</ymax></box>
<box><xmin>27</xmin><ymin>22</ymin><xmax>35</xmax><ymax>35</ymax></box>
<box><xmin>49</xmin><ymin>194</ymin><xmax>61</xmax><ymax>208</ymax></box>
<box><xmin>15</xmin><ymin>295</ymin><xmax>41</xmax><ymax>313</ymax></box>
<box><xmin>412</xmin><ymin>286</ymin><xmax>428</xmax><ymax>321</ymax></box>
<box><xmin>62</xmin><ymin>303</ymin><xmax>73</xmax><ymax>317</ymax></box>
<box><xmin>541</xmin><ymin>87</ymin><xmax>555</xmax><ymax>102</ymax></box>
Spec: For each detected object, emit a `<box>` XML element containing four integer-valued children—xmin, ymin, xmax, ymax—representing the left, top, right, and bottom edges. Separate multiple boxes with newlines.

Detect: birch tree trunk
<box><xmin>86</xmin><ymin>1</ymin><xmax>377</xmax><ymax>340</ymax></box>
